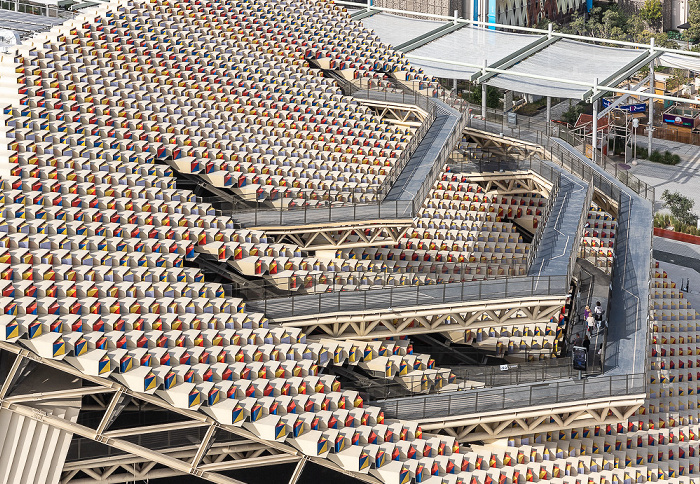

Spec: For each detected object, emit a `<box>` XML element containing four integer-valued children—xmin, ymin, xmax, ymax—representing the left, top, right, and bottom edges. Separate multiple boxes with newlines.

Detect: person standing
<box><xmin>594</xmin><ymin>301</ymin><xmax>604</xmax><ymax>321</ymax></box>
<box><xmin>572</xmin><ymin>332</ymin><xmax>583</xmax><ymax>348</ymax></box>
<box><xmin>587</xmin><ymin>315</ymin><xmax>596</xmax><ymax>335</ymax></box>
<box><xmin>583</xmin><ymin>335</ymin><xmax>591</xmax><ymax>365</ymax></box>
<box><xmin>596</xmin><ymin>343</ymin><xmax>604</xmax><ymax>372</ymax></box>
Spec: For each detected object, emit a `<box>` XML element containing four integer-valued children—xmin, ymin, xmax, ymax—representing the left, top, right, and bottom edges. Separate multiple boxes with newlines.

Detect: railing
<box><xmin>224</xmin><ymin>198</ymin><xmax>419</xmax><ymax>227</ymax></box>
<box><xmin>341</xmin><ymin>359</ymin><xmax>576</xmax><ymax>401</ymax></box>
<box><xmin>412</xmin><ymin>107</ymin><xmax>470</xmax><ymax>212</ymax></box>
<box><xmin>466</xmin><ymin>106</ymin><xmax>655</xmax><ymax>203</ymax></box>
<box><xmin>451</xmin><ymin>358</ymin><xmax>576</xmax><ymax>387</ymax></box>
<box><xmin>526</xmin><ymin>172</ymin><xmax>561</xmax><ymax>274</ymax></box>
<box><xmin>372</xmin><ymin>372</ymin><xmax>646</xmax><ymax>421</ymax></box>
<box><xmin>248</xmin><ymin>274</ymin><xmax>569</xmax><ymax>319</ymax></box>
<box><xmin>570</xmin><ymin>179</ymin><xmax>595</xmax><ymax>282</ymax></box>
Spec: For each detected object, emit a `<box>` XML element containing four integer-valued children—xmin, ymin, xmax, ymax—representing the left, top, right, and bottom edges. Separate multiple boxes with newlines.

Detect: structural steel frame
<box><xmin>461</xmin><ymin>129</ymin><xmax>542</xmax><ymax>160</ymax></box>
<box><xmin>0</xmin><ymin>342</ymin><xmax>381</xmax><ymax>484</ymax></box>
<box><xmin>358</xmin><ymin>99</ymin><xmax>431</xmax><ymax>127</ymax></box>
<box><xmin>275</xmin><ymin>295</ymin><xmax>568</xmax><ymax>339</ymax></box>
<box><xmin>256</xmin><ymin>219</ymin><xmax>412</xmax><ymax>251</ymax></box>
<box><xmin>458</xmin><ymin>171</ymin><xmax>553</xmax><ymax>198</ymax></box>
<box><xmin>341</xmin><ymin>2</ymin><xmax>700</xmax><ymax>106</ymax></box>
<box><xmin>420</xmin><ymin>395</ymin><xmax>646</xmax><ymax>443</ymax></box>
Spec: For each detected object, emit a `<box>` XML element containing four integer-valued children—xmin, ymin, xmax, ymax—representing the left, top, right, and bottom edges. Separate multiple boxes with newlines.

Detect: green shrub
<box><xmin>647</xmin><ymin>150</ymin><xmax>681</xmax><ymax>165</ymax></box>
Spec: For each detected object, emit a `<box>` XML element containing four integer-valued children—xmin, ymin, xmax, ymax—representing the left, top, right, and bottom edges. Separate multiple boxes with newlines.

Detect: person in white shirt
<box><xmin>594</xmin><ymin>301</ymin><xmax>604</xmax><ymax>331</ymax></box>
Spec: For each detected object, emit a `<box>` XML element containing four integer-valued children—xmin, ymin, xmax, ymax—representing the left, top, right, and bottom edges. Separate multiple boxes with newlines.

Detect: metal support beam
<box><xmin>96</xmin><ymin>390</ymin><xmax>129</xmax><ymax>435</ymax></box>
<box><xmin>0</xmin><ymin>352</ymin><xmax>26</xmax><ymax>399</ymax></box>
<box><xmin>0</xmin><ymin>401</ymin><xmax>246</xmax><ymax>484</ymax></box>
<box><xmin>592</xmin><ymin>92</ymin><xmax>598</xmax><ymax>163</ymax></box>
<box><xmin>597</xmin><ymin>75</ymin><xmax>650</xmax><ymax>118</ymax></box>
<box><xmin>648</xmin><ymin>38</ymin><xmax>655</xmax><ymax>155</ymax></box>
<box><xmin>4</xmin><ymin>386</ymin><xmax>116</xmax><ymax>404</ymax></box>
<box><xmin>254</xmin><ymin>219</ymin><xmax>412</xmax><ymax>251</ymax></box>
<box><xmin>586</xmin><ymin>50</ymin><xmax>664</xmax><ymax>103</ymax></box>
<box><xmin>288</xmin><ymin>457</ymin><xmax>308</xmax><ymax>484</ymax></box>
<box><xmin>546</xmin><ymin>96</ymin><xmax>551</xmax><ymax>136</ymax></box>
<box><xmin>395</xmin><ymin>21</ymin><xmax>464</xmax><ymax>53</ymax></box>
<box><xmin>272</xmin><ymin>296</ymin><xmax>567</xmax><ymax>339</ymax></box>
<box><xmin>191</xmin><ymin>425</ymin><xmax>219</xmax><ymax>470</ymax></box>
<box><xmin>419</xmin><ymin>395</ymin><xmax>646</xmax><ymax>442</ymax></box>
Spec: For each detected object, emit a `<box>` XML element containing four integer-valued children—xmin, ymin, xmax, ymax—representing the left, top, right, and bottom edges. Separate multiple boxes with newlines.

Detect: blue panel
<box><xmin>473</xmin><ymin>0</ymin><xmax>479</xmax><ymax>20</ymax></box>
<box><xmin>488</xmin><ymin>0</ymin><xmax>496</xmax><ymax>29</ymax></box>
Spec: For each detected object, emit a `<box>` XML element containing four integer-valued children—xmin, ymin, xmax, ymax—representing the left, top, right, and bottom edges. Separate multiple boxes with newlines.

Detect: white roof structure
<box><xmin>352</xmin><ymin>7</ymin><xmax>700</xmax><ymax>101</ymax></box>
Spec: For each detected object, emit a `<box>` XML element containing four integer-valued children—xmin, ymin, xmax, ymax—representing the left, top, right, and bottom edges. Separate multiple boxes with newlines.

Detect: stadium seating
<box><xmin>7</xmin><ymin>0</ymin><xmax>442</xmax><ymax>208</ymax></box>
<box><xmin>580</xmin><ymin>204</ymin><xmax>616</xmax><ymax>274</ymax></box>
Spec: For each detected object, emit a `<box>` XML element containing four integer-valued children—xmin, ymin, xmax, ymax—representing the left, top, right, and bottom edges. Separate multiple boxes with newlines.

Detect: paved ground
<box><xmin>628</xmin><ymin>135</ymin><xmax>700</xmax><ymax>212</ymax></box>
<box><xmin>653</xmin><ymin>236</ymin><xmax>700</xmax><ymax>310</ymax></box>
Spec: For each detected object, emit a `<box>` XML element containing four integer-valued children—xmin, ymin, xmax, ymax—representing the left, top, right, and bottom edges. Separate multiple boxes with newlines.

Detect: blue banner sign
<box><xmin>601</xmin><ymin>98</ymin><xmax>647</xmax><ymax>113</ymax></box>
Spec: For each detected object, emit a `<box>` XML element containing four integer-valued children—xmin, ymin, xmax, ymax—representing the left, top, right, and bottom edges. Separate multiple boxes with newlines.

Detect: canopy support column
<box><xmin>648</xmin><ymin>38</ymin><xmax>655</xmax><ymax>155</ymax></box>
<box><xmin>482</xmin><ymin>86</ymin><xmax>487</xmax><ymax>119</ymax></box>
<box><xmin>592</xmin><ymin>81</ymin><xmax>598</xmax><ymax>164</ymax></box>
<box><xmin>546</xmin><ymin>96</ymin><xmax>551</xmax><ymax>136</ymax></box>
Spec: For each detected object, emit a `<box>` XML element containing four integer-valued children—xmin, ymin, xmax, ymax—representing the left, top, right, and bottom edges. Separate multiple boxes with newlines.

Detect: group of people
<box><xmin>583</xmin><ymin>301</ymin><xmax>605</xmax><ymax>335</ymax></box>
<box><xmin>571</xmin><ymin>301</ymin><xmax>606</xmax><ymax>371</ymax></box>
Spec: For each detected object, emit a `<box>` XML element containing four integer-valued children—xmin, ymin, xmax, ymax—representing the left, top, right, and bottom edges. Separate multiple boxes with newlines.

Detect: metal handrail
<box><xmin>249</xmin><ymin>274</ymin><xmax>569</xmax><ymax>319</ymax></box>
<box><xmin>372</xmin><ymin>372</ymin><xmax>647</xmax><ymax>420</ymax></box>
<box><xmin>468</xmin><ymin>107</ymin><xmax>655</xmax><ymax>202</ymax></box>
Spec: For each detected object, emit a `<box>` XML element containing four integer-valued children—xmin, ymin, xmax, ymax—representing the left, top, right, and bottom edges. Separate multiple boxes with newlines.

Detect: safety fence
<box><xmin>373</xmin><ymin>372</ymin><xmax>646</xmax><ymax>420</ymax></box>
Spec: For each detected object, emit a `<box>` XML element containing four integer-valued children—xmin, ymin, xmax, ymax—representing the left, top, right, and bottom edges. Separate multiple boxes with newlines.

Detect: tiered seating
<box><xmin>441</xmin><ymin>307</ymin><xmax>568</xmax><ymax>361</ymax></box>
<box><xmin>197</xmin><ymin>166</ymin><xmax>542</xmax><ymax>293</ymax></box>
<box><xmin>428</xmin><ymin>263</ymin><xmax>699</xmax><ymax>484</ymax></box>
<box><xmin>580</xmin><ymin>204</ymin><xmax>617</xmax><ymax>273</ymax></box>
<box><xmin>10</xmin><ymin>0</ymin><xmax>440</xmax><ymax>207</ymax></box>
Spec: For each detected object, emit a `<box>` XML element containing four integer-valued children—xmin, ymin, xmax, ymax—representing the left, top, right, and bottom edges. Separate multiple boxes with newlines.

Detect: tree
<box><xmin>464</xmin><ymin>84</ymin><xmax>501</xmax><ymax>109</ymax></box>
<box><xmin>561</xmin><ymin>103</ymin><xmax>590</xmax><ymax>125</ymax></box>
<box><xmin>639</xmin><ymin>0</ymin><xmax>663</xmax><ymax>30</ymax></box>
<box><xmin>685</xmin><ymin>0</ymin><xmax>700</xmax><ymax>42</ymax></box>
<box><xmin>662</xmin><ymin>190</ymin><xmax>698</xmax><ymax>227</ymax></box>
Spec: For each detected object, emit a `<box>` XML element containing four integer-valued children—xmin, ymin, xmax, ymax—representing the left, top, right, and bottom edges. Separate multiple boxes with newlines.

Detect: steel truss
<box><xmin>458</xmin><ymin>171</ymin><xmax>553</xmax><ymax>198</ymax></box>
<box><xmin>358</xmin><ymin>99</ymin><xmax>431</xmax><ymax>128</ymax></box>
<box><xmin>60</xmin><ymin>442</ymin><xmax>299</xmax><ymax>484</ymax></box>
<box><xmin>420</xmin><ymin>395</ymin><xmax>646</xmax><ymax>443</ymax></box>
<box><xmin>461</xmin><ymin>129</ymin><xmax>542</xmax><ymax>160</ymax></box>
<box><xmin>460</xmin><ymin>128</ymin><xmax>620</xmax><ymax>216</ymax></box>
<box><xmin>257</xmin><ymin>219</ymin><xmax>412</xmax><ymax>251</ymax></box>
<box><xmin>276</xmin><ymin>295</ymin><xmax>568</xmax><ymax>339</ymax></box>
<box><xmin>0</xmin><ymin>342</ymin><xmax>380</xmax><ymax>484</ymax></box>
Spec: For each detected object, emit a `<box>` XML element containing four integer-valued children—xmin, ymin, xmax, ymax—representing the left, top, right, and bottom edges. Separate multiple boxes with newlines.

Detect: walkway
<box><xmin>629</xmin><ymin>134</ymin><xmax>700</xmax><ymax>212</ymax></box>
<box><xmin>384</xmin><ymin>101</ymin><xmax>462</xmax><ymax>201</ymax></box>
<box><xmin>553</xmin><ymin>139</ymin><xmax>652</xmax><ymax>377</ymax></box>
<box><xmin>528</xmin><ymin>169</ymin><xmax>588</xmax><ymax>278</ymax></box>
